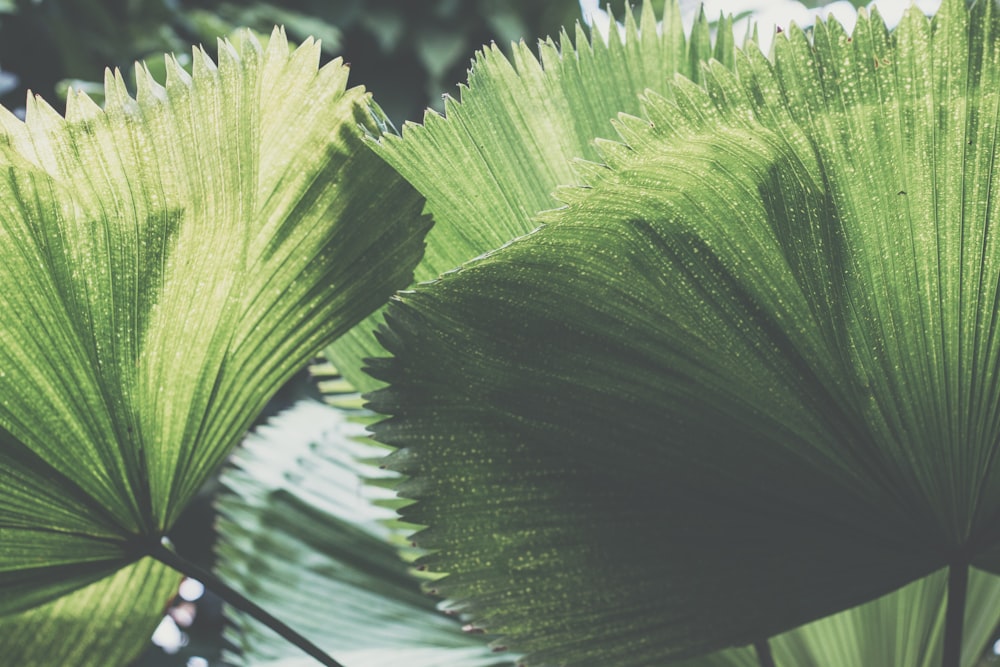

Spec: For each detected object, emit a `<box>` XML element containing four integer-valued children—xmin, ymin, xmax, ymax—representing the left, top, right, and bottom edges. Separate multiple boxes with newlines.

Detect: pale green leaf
<box><xmin>216</xmin><ymin>400</ymin><xmax>513</xmax><ymax>667</ymax></box>
<box><xmin>0</xmin><ymin>28</ymin><xmax>428</xmax><ymax>620</ymax></box>
<box><xmin>676</xmin><ymin>568</ymin><xmax>1000</xmax><ymax>667</ymax></box>
<box><xmin>325</xmin><ymin>1</ymin><xmax>735</xmax><ymax>393</ymax></box>
<box><xmin>0</xmin><ymin>557</ymin><xmax>181</xmax><ymax>667</ymax></box>
<box><xmin>368</xmin><ymin>0</ymin><xmax>1000</xmax><ymax>663</ymax></box>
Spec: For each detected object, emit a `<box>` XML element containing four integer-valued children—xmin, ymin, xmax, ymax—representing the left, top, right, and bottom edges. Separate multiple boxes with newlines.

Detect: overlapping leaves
<box><xmin>0</xmin><ymin>25</ymin><xmax>428</xmax><ymax>632</ymax></box>
<box><xmin>368</xmin><ymin>0</ymin><xmax>1000</xmax><ymax>664</ymax></box>
<box><xmin>676</xmin><ymin>568</ymin><xmax>1000</xmax><ymax>667</ymax></box>
<box><xmin>216</xmin><ymin>399</ymin><xmax>513</xmax><ymax>667</ymax></box>
<box><xmin>325</xmin><ymin>2</ymin><xmax>734</xmax><ymax>392</ymax></box>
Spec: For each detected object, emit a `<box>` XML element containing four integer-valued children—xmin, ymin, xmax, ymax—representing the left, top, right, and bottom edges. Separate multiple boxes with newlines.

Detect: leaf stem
<box><xmin>942</xmin><ymin>561</ymin><xmax>969</xmax><ymax>667</ymax></box>
<box><xmin>754</xmin><ymin>639</ymin><xmax>777</xmax><ymax>667</ymax></box>
<box><xmin>148</xmin><ymin>538</ymin><xmax>346</xmax><ymax>667</ymax></box>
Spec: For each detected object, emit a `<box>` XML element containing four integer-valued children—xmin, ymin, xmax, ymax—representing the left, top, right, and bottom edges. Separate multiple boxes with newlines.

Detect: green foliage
<box><xmin>315</xmin><ymin>0</ymin><xmax>584</xmax><ymax>122</ymax></box>
<box><xmin>215</xmin><ymin>399</ymin><xmax>514</xmax><ymax>666</ymax></box>
<box><xmin>0</xmin><ymin>558</ymin><xmax>180</xmax><ymax>667</ymax></box>
<box><xmin>7</xmin><ymin>2</ymin><xmax>1000</xmax><ymax>667</ymax></box>
<box><xmin>365</xmin><ymin>0</ymin><xmax>1000</xmax><ymax>664</ymax></box>
<box><xmin>798</xmin><ymin>0</ymin><xmax>869</xmax><ymax>7</ymax></box>
<box><xmin>326</xmin><ymin>2</ymin><xmax>735</xmax><ymax>393</ymax></box>
<box><xmin>0</xmin><ymin>0</ymin><xmax>200</xmax><ymax>110</ymax></box>
<box><xmin>676</xmin><ymin>568</ymin><xmax>1000</xmax><ymax>667</ymax></box>
<box><xmin>0</xmin><ymin>26</ymin><xmax>428</xmax><ymax>665</ymax></box>
<box><xmin>0</xmin><ymin>0</ymin><xmax>581</xmax><ymax>123</ymax></box>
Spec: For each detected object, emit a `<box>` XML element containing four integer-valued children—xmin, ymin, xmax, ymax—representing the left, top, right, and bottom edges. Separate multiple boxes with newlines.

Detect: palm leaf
<box><xmin>675</xmin><ymin>568</ymin><xmax>1000</xmax><ymax>667</ymax></box>
<box><xmin>216</xmin><ymin>399</ymin><xmax>513</xmax><ymax>667</ymax></box>
<box><xmin>325</xmin><ymin>1</ymin><xmax>735</xmax><ymax>393</ymax></box>
<box><xmin>368</xmin><ymin>0</ymin><xmax>1000</xmax><ymax>663</ymax></box>
<box><xmin>0</xmin><ymin>24</ymin><xmax>428</xmax><ymax>634</ymax></box>
<box><xmin>0</xmin><ymin>557</ymin><xmax>180</xmax><ymax>667</ymax></box>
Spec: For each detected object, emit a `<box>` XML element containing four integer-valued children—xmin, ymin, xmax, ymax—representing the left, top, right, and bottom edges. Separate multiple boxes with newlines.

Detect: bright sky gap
<box><xmin>578</xmin><ymin>0</ymin><xmax>943</xmax><ymax>52</ymax></box>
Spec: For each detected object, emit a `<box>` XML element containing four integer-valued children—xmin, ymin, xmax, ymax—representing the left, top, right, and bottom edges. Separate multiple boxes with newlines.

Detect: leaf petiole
<box><xmin>941</xmin><ymin>561</ymin><xmax>969</xmax><ymax>667</ymax></box>
<box><xmin>754</xmin><ymin>638</ymin><xmax>777</xmax><ymax>667</ymax></box>
<box><xmin>147</xmin><ymin>537</ymin><xmax>346</xmax><ymax>667</ymax></box>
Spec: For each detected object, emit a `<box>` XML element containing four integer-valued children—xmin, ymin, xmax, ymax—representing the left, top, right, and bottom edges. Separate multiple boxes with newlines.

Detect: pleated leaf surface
<box><xmin>368</xmin><ymin>0</ymin><xmax>1000</xmax><ymax>663</ymax></box>
<box><xmin>0</xmin><ymin>28</ymin><xmax>428</xmax><ymax>621</ymax></box>
<box><xmin>325</xmin><ymin>1</ymin><xmax>735</xmax><ymax>393</ymax></box>
<box><xmin>676</xmin><ymin>567</ymin><xmax>1000</xmax><ymax>667</ymax></box>
<box><xmin>0</xmin><ymin>557</ymin><xmax>180</xmax><ymax>667</ymax></box>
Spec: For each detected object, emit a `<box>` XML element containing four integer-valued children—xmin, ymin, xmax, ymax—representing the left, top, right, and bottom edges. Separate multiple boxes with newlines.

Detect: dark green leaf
<box><xmin>369</xmin><ymin>0</ymin><xmax>1000</xmax><ymax>663</ymax></box>
<box><xmin>216</xmin><ymin>400</ymin><xmax>513</xmax><ymax>667</ymax></box>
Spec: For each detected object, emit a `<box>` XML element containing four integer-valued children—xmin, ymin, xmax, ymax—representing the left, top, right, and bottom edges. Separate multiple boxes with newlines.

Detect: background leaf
<box><xmin>216</xmin><ymin>399</ymin><xmax>514</xmax><ymax>667</ymax></box>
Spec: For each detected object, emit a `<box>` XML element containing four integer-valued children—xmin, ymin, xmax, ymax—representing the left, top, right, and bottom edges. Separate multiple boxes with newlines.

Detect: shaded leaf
<box><xmin>676</xmin><ymin>568</ymin><xmax>1000</xmax><ymax>667</ymax></box>
<box><xmin>369</xmin><ymin>0</ymin><xmax>1000</xmax><ymax>663</ymax></box>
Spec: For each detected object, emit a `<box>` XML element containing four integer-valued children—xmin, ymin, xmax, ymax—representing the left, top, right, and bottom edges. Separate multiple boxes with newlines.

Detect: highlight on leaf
<box><xmin>325</xmin><ymin>1</ymin><xmax>737</xmax><ymax>393</ymax></box>
<box><xmin>367</xmin><ymin>0</ymin><xmax>1000</xmax><ymax>664</ymax></box>
<box><xmin>0</xmin><ymin>22</ymin><xmax>429</xmax><ymax>640</ymax></box>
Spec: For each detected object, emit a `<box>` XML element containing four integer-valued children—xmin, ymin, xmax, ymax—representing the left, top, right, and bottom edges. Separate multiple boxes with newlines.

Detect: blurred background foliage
<box><xmin>0</xmin><ymin>0</ymin><xmax>581</xmax><ymax>124</ymax></box>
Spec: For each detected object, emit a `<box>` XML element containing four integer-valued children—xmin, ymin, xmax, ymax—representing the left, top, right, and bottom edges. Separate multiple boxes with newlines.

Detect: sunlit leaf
<box><xmin>0</xmin><ymin>26</ymin><xmax>428</xmax><ymax>625</ymax></box>
<box><xmin>0</xmin><ymin>557</ymin><xmax>180</xmax><ymax>667</ymax></box>
<box><xmin>325</xmin><ymin>1</ymin><xmax>735</xmax><ymax>393</ymax></box>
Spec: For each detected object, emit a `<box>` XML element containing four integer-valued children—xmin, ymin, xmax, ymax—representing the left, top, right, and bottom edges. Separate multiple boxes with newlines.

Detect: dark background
<box><xmin>0</xmin><ymin>0</ymin><xmax>582</xmax><ymax>126</ymax></box>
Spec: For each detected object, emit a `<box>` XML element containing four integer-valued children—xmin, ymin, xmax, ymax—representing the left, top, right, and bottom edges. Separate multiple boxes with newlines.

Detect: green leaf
<box><xmin>675</xmin><ymin>568</ymin><xmax>1000</xmax><ymax>667</ymax></box>
<box><xmin>369</xmin><ymin>0</ymin><xmax>1000</xmax><ymax>663</ymax></box>
<box><xmin>216</xmin><ymin>399</ymin><xmax>513</xmax><ymax>667</ymax></box>
<box><xmin>0</xmin><ymin>557</ymin><xmax>180</xmax><ymax>667</ymax></box>
<box><xmin>0</xmin><ymin>28</ymin><xmax>428</xmax><ymax>621</ymax></box>
<box><xmin>325</xmin><ymin>1</ymin><xmax>735</xmax><ymax>393</ymax></box>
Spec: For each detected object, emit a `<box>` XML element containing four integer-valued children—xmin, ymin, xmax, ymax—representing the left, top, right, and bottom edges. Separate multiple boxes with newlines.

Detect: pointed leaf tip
<box><xmin>367</xmin><ymin>0</ymin><xmax>1000</xmax><ymax>663</ymax></box>
<box><xmin>0</xmin><ymin>27</ymin><xmax>429</xmax><ymax>626</ymax></box>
